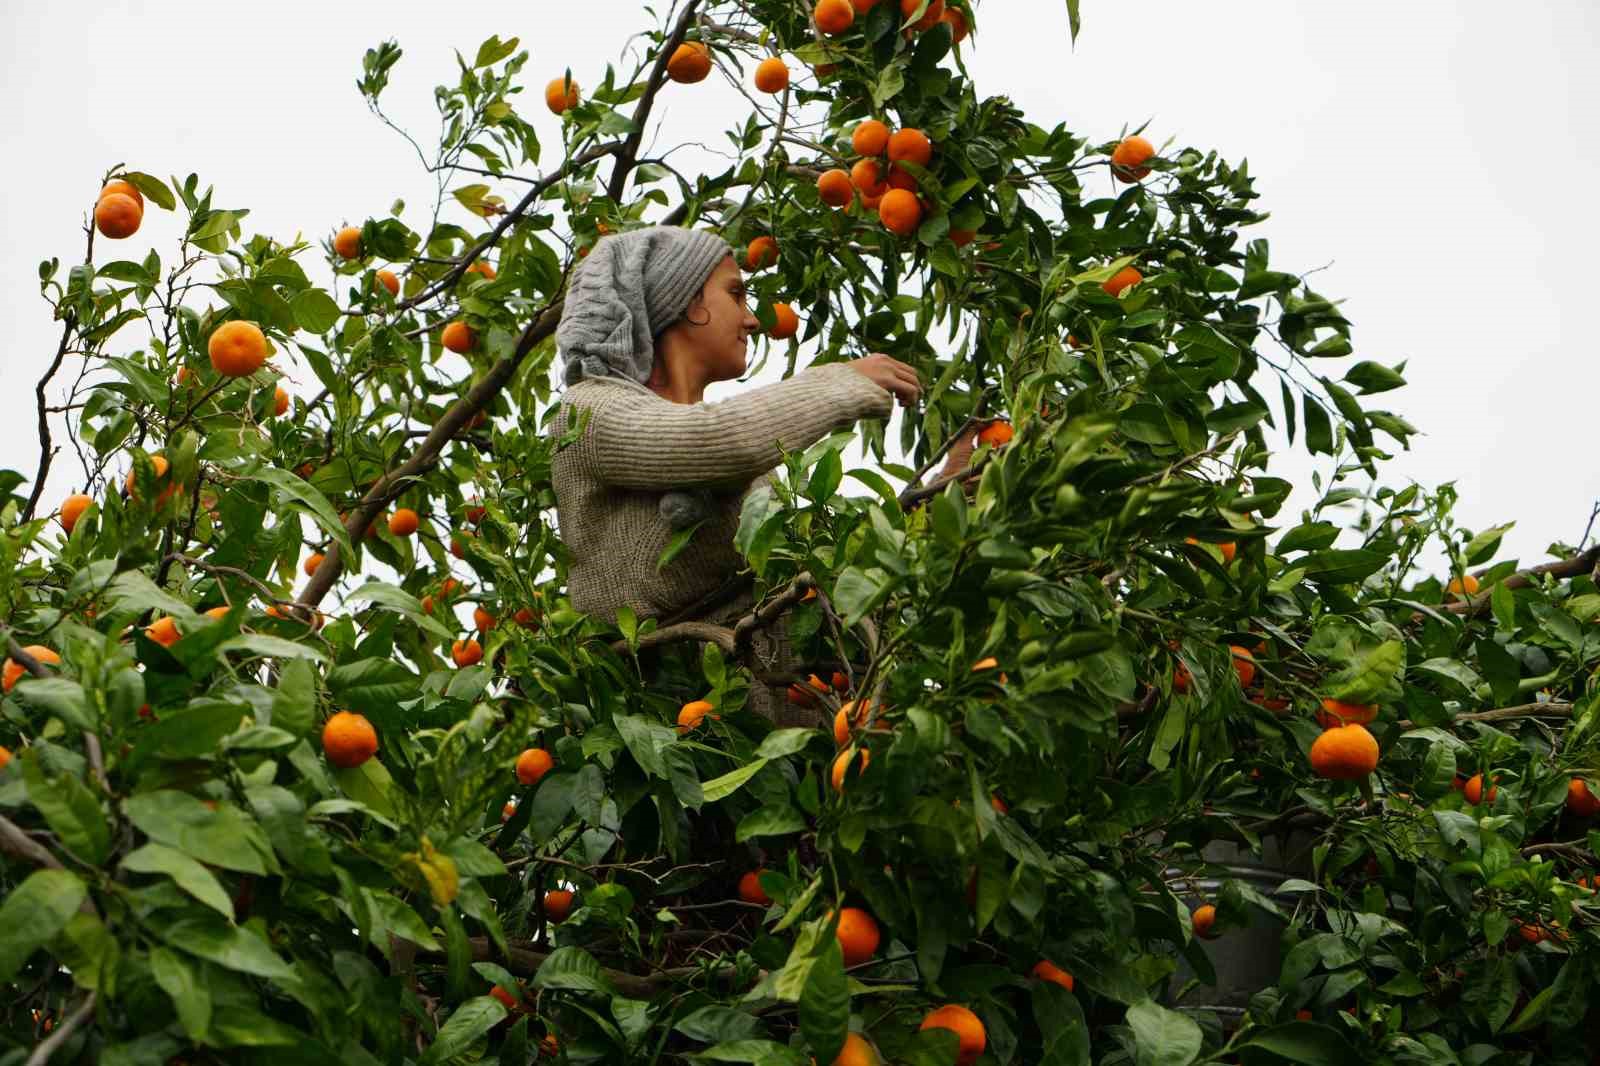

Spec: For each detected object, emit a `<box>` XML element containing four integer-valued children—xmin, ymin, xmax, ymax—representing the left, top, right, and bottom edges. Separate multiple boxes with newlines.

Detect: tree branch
<box><xmin>607</xmin><ymin>0</ymin><xmax>707</xmax><ymax>203</ymax></box>
<box><xmin>1395</xmin><ymin>702</ymin><xmax>1574</xmax><ymax>731</ymax></box>
<box><xmin>24</xmin><ymin>991</ymin><xmax>95</xmax><ymax>1066</ymax></box>
<box><xmin>22</xmin><ymin>313</ymin><xmax>80</xmax><ymax>523</ymax></box>
<box><xmin>1446</xmin><ymin>546</ymin><xmax>1600</xmax><ymax>617</ymax></box>
<box><xmin>452</xmin><ymin>937</ymin><xmax>743</xmax><ymax>1000</ymax></box>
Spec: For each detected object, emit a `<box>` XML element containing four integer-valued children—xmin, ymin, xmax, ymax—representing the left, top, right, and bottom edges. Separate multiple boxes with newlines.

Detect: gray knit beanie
<box><xmin>557</xmin><ymin>226</ymin><xmax>733</xmax><ymax>385</ymax></box>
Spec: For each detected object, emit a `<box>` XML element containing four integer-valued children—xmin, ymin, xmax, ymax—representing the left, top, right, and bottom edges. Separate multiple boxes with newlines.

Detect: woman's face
<box><xmin>677</xmin><ymin>255</ymin><xmax>760</xmax><ymax>382</ymax></box>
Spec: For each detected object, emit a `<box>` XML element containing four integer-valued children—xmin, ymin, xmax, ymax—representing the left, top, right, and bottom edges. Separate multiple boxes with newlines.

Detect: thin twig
<box><xmin>24</xmin><ymin>991</ymin><xmax>96</xmax><ymax>1066</ymax></box>
<box><xmin>607</xmin><ymin>0</ymin><xmax>707</xmax><ymax>202</ymax></box>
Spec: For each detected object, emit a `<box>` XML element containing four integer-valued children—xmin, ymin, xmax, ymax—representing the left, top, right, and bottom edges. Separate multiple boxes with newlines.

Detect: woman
<box><xmin>550</xmin><ymin>226</ymin><xmax>974</xmax><ymax>724</ymax></box>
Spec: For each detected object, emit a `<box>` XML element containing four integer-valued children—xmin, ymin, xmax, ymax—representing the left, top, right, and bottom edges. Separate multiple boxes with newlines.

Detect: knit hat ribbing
<box><xmin>557</xmin><ymin>226</ymin><xmax>733</xmax><ymax>386</ymax></box>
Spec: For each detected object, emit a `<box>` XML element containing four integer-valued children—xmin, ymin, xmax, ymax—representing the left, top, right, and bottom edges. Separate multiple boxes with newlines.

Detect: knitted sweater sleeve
<box><xmin>570</xmin><ymin>363</ymin><xmax>894</xmax><ymax>490</ymax></box>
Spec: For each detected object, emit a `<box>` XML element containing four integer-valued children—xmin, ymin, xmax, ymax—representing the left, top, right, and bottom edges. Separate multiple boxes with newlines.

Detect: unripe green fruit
<box><xmin>1053</xmin><ymin>484</ymin><xmax>1085</xmax><ymax>515</ymax></box>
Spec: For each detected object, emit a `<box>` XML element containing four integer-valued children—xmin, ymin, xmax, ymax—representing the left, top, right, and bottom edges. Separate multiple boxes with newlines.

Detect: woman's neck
<box><xmin>645</xmin><ymin>353</ymin><xmax>708</xmax><ymax>404</ymax></box>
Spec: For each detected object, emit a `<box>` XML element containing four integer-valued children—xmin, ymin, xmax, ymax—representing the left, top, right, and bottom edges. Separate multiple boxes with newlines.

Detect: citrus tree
<box><xmin>5</xmin><ymin>2</ymin><xmax>1600</xmax><ymax>1064</ymax></box>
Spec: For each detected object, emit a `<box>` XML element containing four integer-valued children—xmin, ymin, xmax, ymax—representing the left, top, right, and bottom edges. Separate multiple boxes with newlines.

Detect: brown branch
<box><xmin>400</xmin><ymin>140</ymin><xmax>624</xmax><ymax>312</ymax></box>
<box><xmin>23</xmin><ymin>314</ymin><xmax>80</xmax><ymax>524</ymax></box>
<box><xmin>902</xmin><ymin>413</ymin><xmax>984</xmax><ymax>497</ymax></box>
<box><xmin>1395</xmin><ymin>702</ymin><xmax>1574</xmax><ymax>731</ymax></box>
<box><xmin>297</xmin><ymin>297</ymin><xmax>567</xmax><ymax>610</ymax></box>
<box><xmin>24</xmin><ymin>991</ymin><xmax>96</xmax><ymax>1066</ymax></box>
<box><xmin>732</xmin><ymin>573</ymin><xmax>815</xmax><ymax>654</ymax></box>
<box><xmin>454</xmin><ymin>937</ymin><xmax>742</xmax><ymax>1000</ymax></box>
<box><xmin>607</xmin><ymin>0</ymin><xmax>707</xmax><ymax>203</ymax></box>
<box><xmin>612</xmin><ymin>621</ymin><xmax>735</xmax><ymax>657</ymax></box>
<box><xmin>0</xmin><ymin>813</ymin><xmax>64</xmax><ymax>870</ymax></box>
<box><xmin>1445</xmin><ymin>546</ymin><xmax>1600</xmax><ymax>617</ymax></box>
<box><xmin>898</xmin><ymin>460</ymin><xmax>985</xmax><ymax>511</ymax></box>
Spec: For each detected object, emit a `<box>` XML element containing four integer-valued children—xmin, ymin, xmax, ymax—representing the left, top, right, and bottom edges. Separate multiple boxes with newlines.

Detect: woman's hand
<box><xmin>848</xmin><ymin>353</ymin><xmax>922</xmax><ymax>407</ymax></box>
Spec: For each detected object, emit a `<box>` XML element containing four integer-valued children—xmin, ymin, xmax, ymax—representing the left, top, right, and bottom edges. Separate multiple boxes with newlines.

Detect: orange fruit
<box><xmin>333</xmin><ymin>226</ymin><xmax>362</xmax><ymax>260</ymax></box>
<box><xmin>738</xmin><ymin>870</ymin><xmax>772</xmax><ymax>906</ymax></box>
<box><xmin>666</xmin><ymin>42</ymin><xmax>712</xmax><ymax>83</ymax></box>
<box><xmin>0</xmin><ymin>745</ymin><xmax>10</xmax><ymax>770</ymax></box>
<box><xmin>501</xmin><ymin>800</ymin><xmax>517</xmax><ymax>822</ymax></box>
<box><xmin>833</xmin><ymin>699</ymin><xmax>871</xmax><ymax>745</ymax></box>
<box><xmin>514</xmin><ymin>607</ymin><xmax>541</xmax><ymax>630</ymax></box>
<box><xmin>834</xmin><ymin>906</ymin><xmax>880</xmax><ymax>966</ymax></box>
<box><xmin>769</xmin><ymin>302</ymin><xmax>800</xmax><ymax>339</ymax></box>
<box><xmin>388</xmin><ymin>508</ymin><xmax>419</xmax><ymax>537</ymax></box>
<box><xmin>677</xmin><ymin>699</ymin><xmax>717</xmax><ymax>733</ymax></box>
<box><xmin>473</xmin><ymin>606</ymin><xmax>497</xmax><ymax>632</ymax></box>
<box><xmin>59</xmin><ymin>493</ymin><xmax>93</xmax><ymax>534</ymax></box>
<box><xmin>1111</xmin><ymin>135</ymin><xmax>1156</xmax><ymax>182</ymax></box>
<box><xmin>1316</xmin><ymin>698</ymin><xmax>1378</xmax><ymax>728</ymax></box>
<box><xmin>145</xmin><ymin>616</ymin><xmax>180</xmax><ymax>647</ymax></box>
<box><xmin>977</xmin><ymin>421</ymin><xmax>1013</xmax><ymax>447</ymax></box>
<box><xmin>543</xmin><ymin>889</ymin><xmax>575</xmax><ymax>923</ymax></box>
<box><xmin>851</xmin><ymin>159</ymin><xmax>888</xmax><ymax>198</ymax></box>
<box><xmin>878</xmin><ymin>189</ymin><xmax>923</xmax><ymax>236</ymax></box>
<box><xmin>3</xmin><ymin>646</ymin><xmax>60</xmax><ymax>693</ymax></box>
<box><xmin>441</xmin><ymin>320</ymin><xmax>476</xmax><ymax>353</ymax></box>
<box><xmin>1567</xmin><ymin>778</ymin><xmax>1600</xmax><ymax>818</ymax></box>
<box><xmin>545</xmin><ymin>76</ymin><xmax>580</xmax><ymax>114</ymax></box>
<box><xmin>950</xmin><ymin>229</ymin><xmax>977</xmax><ymax>247</ymax></box>
<box><xmin>208</xmin><ymin>320</ymin><xmax>269</xmax><ymax>377</ymax></box>
<box><xmin>831</xmin><ymin>747</ymin><xmax>870</xmax><ymax>791</ymax></box>
<box><xmin>465</xmin><ymin>504</ymin><xmax>487</xmax><ymax>525</ymax></box>
<box><xmin>886</xmin><ymin>167</ymin><xmax>919</xmax><ymax>193</ymax></box>
<box><xmin>807</xmin><ymin>673</ymin><xmax>830</xmax><ymax>694</ymax></box>
<box><xmin>1463</xmin><ymin>773</ymin><xmax>1498</xmax><ymax>805</ymax></box>
<box><xmin>830</xmin><ymin>1033</ymin><xmax>880</xmax><ymax>1066</ymax></box>
<box><xmin>451</xmin><ymin>639</ymin><xmax>483</xmax><ymax>667</ymax></box>
<box><xmin>1308</xmin><ymin>723</ymin><xmax>1380</xmax><ymax>780</ymax></box>
<box><xmin>94</xmin><ymin>193</ymin><xmax>143</xmax><ymax>239</ymax></box>
<box><xmin>832</xmin><ymin>671</ymin><xmax>850</xmax><ymax>692</ymax></box>
<box><xmin>1032</xmin><ymin>960</ymin><xmax>1074</xmax><ymax>991</ymax></box>
<box><xmin>972</xmin><ymin>656</ymin><xmax>999</xmax><ymax>672</ymax></box>
<box><xmin>900</xmin><ymin>0</ymin><xmax>947</xmax><ymax>32</ymax></box>
<box><xmin>273</xmin><ymin>386</ymin><xmax>290</xmax><ymax>416</ymax></box>
<box><xmin>516</xmin><ymin>748</ymin><xmax>555</xmax><ymax>786</ymax></box>
<box><xmin>746</xmin><ymin>235</ymin><xmax>779</xmax><ymax>270</ymax></box>
<box><xmin>1102</xmin><ymin>266</ymin><xmax>1144</xmax><ymax>297</ymax></box>
<box><xmin>918</xmin><ymin>1004</ymin><xmax>984</xmax><ymax>1066</ymax></box>
<box><xmin>539</xmin><ymin>1033</ymin><xmax>560</xmax><ymax>1057</ymax></box>
<box><xmin>465</xmin><ymin>260</ymin><xmax>497</xmax><ymax>280</ymax></box>
<box><xmin>1229</xmin><ymin>646</ymin><xmax>1256</xmax><ymax>688</ymax></box>
<box><xmin>322</xmin><ymin>710</ymin><xmax>379</xmax><ymax>768</ymax></box>
<box><xmin>940</xmin><ymin>5</ymin><xmax>969</xmax><ymax>42</ymax></box>
<box><xmin>421</xmin><ymin>595</ymin><xmax>435</xmax><ymax>613</ymax></box>
<box><xmin>852</xmin><ymin>119</ymin><xmax>891</xmax><ymax>156</ymax></box>
<box><xmin>304</xmin><ymin>552</ymin><xmax>325</xmax><ymax>577</ymax></box>
<box><xmin>1192</xmin><ymin>903</ymin><xmax>1218</xmax><ymax>939</ymax></box>
<box><xmin>1447</xmin><ymin>574</ymin><xmax>1480</xmax><ymax>597</ymax></box>
<box><xmin>754</xmin><ymin>57</ymin><xmax>789</xmax><ymax>94</ymax></box>
<box><xmin>490</xmin><ymin>985</ymin><xmax>518</xmax><ymax>1010</ymax></box>
<box><xmin>375</xmin><ymin>269</ymin><xmax>399</xmax><ymax>297</ymax></box>
<box><xmin>817</xmin><ymin>168</ymin><xmax>854</xmax><ymax>207</ymax></box>
<box><xmin>100</xmin><ymin>179</ymin><xmax>144</xmax><ymax>210</ymax></box>
<box><xmin>205</xmin><ymin>606</ymin><xmax>231</xmax><ymax>620</ymax></box>
<box><xmin>1173</xmin><ymin>662</ymin><xmax>1191</xmax><ymax>694</ymax></box>
<box><xmin>887</xmin><ymin>128</ymin><xmax>933</xmax><ymax>169</ymax></box>
<box><xmin>815</xmin><ymin>0</ymin><xmax>856</xmax><ymax>35</ymax></box>
<box><xmin>852</xmin><ymin>0</ymin><xmax>881</xmax><ymax>8</ymax></box>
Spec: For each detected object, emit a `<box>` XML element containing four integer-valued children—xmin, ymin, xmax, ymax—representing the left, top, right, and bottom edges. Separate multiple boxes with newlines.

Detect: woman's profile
<box><xmin>549</xmin><ymin>226</ymin><xmax>974</xmax><ymax>724</ymax></box>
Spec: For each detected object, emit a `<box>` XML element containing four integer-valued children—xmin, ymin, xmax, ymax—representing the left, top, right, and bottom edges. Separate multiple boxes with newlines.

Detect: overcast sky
<box><xmin>3</xmin><ymin>1</ymin><xmax>1597</xmax><ymax>583</ymax></box>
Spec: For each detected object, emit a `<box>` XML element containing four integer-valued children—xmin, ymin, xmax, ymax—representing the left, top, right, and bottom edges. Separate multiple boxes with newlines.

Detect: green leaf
<box><xmin>1303</xmin><ymin>396</ymin><xmax>1334</xmax><ymax>455</ymax></box>
<box><xmin>615</xmin><ymin>713</ymin><xmax>673</xmax><ymax>779</ymax></box>
<box><xmin>217</xmin><ymin>634</ymin><xmax>329</xmax><ymax>662</ymax></box>
<box><xmin>123</xmin><ymin>843</ymin><xmax>236</xmax><ymax>919</ymax></box>
<box><xmin>832</xmin><ymin>566</ymin><xmax>895</xmax><ymax>627</ymax></box>
<box><xmin>676</xmin><ymin>1006</ymin><xmax>764</xmax><ymax>1043</ymax></box>
<box><xmin>290</xmin><ymin>289</ymin><xmax>341</xmax><ymax>334</ymax></box>
<box><xmin>1463</xmin><ymin>522</ymin><xmax>1513</xmax><ymax>566</ymax></box>
<box><xmin>0</xmin><ymin>870</ymin><xmax>86</xmax><ymax>983</ymax></box>
<box><xmin>13</xmin><ymin>677</ymin><xmax>95</xmax><ymax>730</ymax></box>
<box><xmin>1033</xmin><ymin>982</ymin><xmax>1090</xmax><ymax>1065</ymax></box>
<box><xmin>472</xmin><ymin>34</ymin><xmax>520</xmax><ymax>68</ymax></box>
<box><xmin>1126</xmin><ymin>999</ymin><xmax>1201</xmax><ymax>1066</ymax></box>
<box><xmin>348</xmin><ymin>581</ymin><xmax>455</xmax><ymax>642</ymax></box>
<box><xmin>1321</xmin><ymin>640</ymin><xmax>1403</xmax><ymax>703</ymax></box>
<box><xmin>755</xmin><ymin>729</ymin><xmax>814</xmax><ymax>759</ymax></box>
<box><xmin>1344</xmin><ymin>360</ymin><xmax>1406</xmax><ymax>395</ymax></box>
<box><xmin>247</xmin><ymin>464</ymin><xmax>354</xmax><ymax>563</ymax></box>
<box><xmin>531</xmin><ymin>946</ymin><xmax>615</xmax><ymax>994</ymax></box>
<box><xmin>798</xmin><ymin>936</ymin><xmax>848</xmax><ymax>1064</ymax></box>
<box><xmin>702</xmin><ymin>758</ymin><xmax>769</xmax><ymax>803</ymax></box>
<box><xmin>419</xmin><ymin>997</ymin><xmax>507</xmax><ymax>1065</ymax></box>
<box><xmin>1277</xmin><ymin>521</ymin><xmax>1340</xmax><ymax>554</ymax></box>
<box><xmin>125</xmin><ymin>790</ymin><xmax>272</xmax><ymax>874</ymax></box>
<box><xmin>1299</xmin><ymin>549</ymin><xmax>1388</xmax><ymax>585</ymax></box>
<box><xmin>334</xmin><ymin>758</ymin><xmax>399</xmax><ymax>819</ymax></box>
<box><xmin>21</xmin><ymin>751</ymin><xmax>110</xmax><ymax>864</ymax></box>
<box><xmin>1065</xmin><ymin>0</ymin><xmax>1081</xmax><ymax>42</ymax></box>
<box><xmin>272</xmin><ymin>658</ymin><xmax>318</xmax><ymax>738</ymax></box>
<box><xmin>736</xmin><ymin>805</ymin><xmax>807</xmax><ymax>842</ymax></box>
<box><xmin>158</xmin><ymin>915</ymin><xmax>294</xmax><ymax>979</ymax></box>
<box><xmin>327</xmin><ymin>657</ymin><xmax>420</xmax><ymax>715</ymax></box>
<box><xmin>1236</xmin><ymin>1022</ymin><xmax>1362</xmax><ymax>1065</ymax></box>
<box><xmin>151</xmin><ymin>946</ymin><xmax>212</xmax><ymax>1042</ymax></box>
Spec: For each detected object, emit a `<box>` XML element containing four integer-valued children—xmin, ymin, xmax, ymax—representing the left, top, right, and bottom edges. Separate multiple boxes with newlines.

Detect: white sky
<box><xmin>3</xmin><ymin>0</ymin><xmax>1598</xmax><ymax>584</ymax></box>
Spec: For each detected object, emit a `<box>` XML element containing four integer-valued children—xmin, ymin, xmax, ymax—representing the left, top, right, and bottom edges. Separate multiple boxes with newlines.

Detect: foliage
<box><xmin>4</xmin><ymin>3</ymin><xmax>1600</xmax><ymax>1064</ymax></box>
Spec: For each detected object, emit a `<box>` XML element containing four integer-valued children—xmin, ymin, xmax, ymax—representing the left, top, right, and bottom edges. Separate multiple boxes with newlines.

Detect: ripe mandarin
<box><xmin>516</xmin><ymin>748</ymin><xmax>555</xmax><ymax>786</ymax></box>
<box><xmin>322</xmin><ymin>710</ymin><xmax>379</xmax><ymax>768</ymax></box>
<box><xmin>208</xmin><ymin>320</ymin><xmax>269</xmax><ymax>377</ymax></box>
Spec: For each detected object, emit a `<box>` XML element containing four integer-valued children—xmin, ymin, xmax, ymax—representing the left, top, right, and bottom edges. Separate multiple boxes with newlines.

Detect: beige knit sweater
<box><xmin>550</xmin><ymin>363</ymin><xmax>894</xmax><ymax>627</ymax></box>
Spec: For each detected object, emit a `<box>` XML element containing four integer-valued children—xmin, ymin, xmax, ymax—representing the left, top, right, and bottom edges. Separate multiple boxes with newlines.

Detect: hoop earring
<box><xmin>683</xmin><ymin>305</ymin><xmax>711</xmax><ymax>328</ymax></box>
